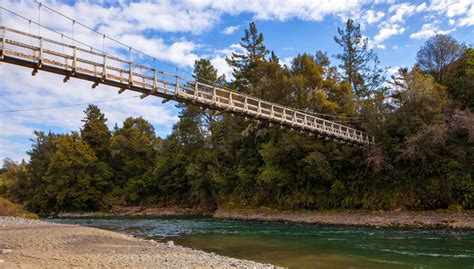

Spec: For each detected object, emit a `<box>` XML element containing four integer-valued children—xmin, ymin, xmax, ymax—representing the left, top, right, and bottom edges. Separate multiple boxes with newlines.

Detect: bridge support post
<box><xmin>102</xmin><ymin>55</ymin><xmax>107</xmax><ymax>82</ymax></box>
<box><xmin>175</xmin><ymin>76</ymin><xmax>179</xmax><ymax>95</ymax></box>
<box><xmin>38</xmin><ymin>37</ymin><xmax>43</xmax><ymax>68</ymax></box>
<box><xmin>0</xmin><ymin>27</ymin><xmax>5</xmax><ymax>60</ymax></box>
<box><xmin>128</xmin><ymin>61</ymin><xmax>133</xmax><ymax>86</ymax></box>
<box><xmin>212</xmin><ymin>87</ymin><xmax>216</xmax><ymax>103</ymax></box>
<box><xmin>31</xmin><ymin>38</ymin><xmax>43</xmax><ymax>76</ymax></box>
<box><xmin>194</xmin><ymin>82</ymin><xmax>199</xmax><ymax>99</ymax></box>
<box><xmin>72</xmin><ymin>47</ymin><xmax>77</xmax><ymax>75</ymax></box>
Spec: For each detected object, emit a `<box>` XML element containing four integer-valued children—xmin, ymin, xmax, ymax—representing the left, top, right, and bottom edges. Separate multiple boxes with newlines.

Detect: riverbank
<box><xmin>0</xmin><ymin>216</ymin><xmax>278</xmax><ymax>268</ymax></box>
<box><xmin>214</xmin><ymin>208</ymin><xmax>474</xmax><ymax>229</ymax></box>
<box><xmin>54</xmin><ymin>207</ymin><xmax>474</xmax><ymax>229</ymax></box>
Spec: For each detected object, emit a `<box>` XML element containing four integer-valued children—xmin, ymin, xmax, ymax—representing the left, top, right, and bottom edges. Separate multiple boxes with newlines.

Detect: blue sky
<box><xmin>0</xmin><ymin>0</ymin><xmax>473</xmax><ymax>161</ymax></box>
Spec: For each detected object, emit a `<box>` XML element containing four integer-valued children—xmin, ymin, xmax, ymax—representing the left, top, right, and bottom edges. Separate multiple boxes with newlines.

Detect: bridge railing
<box><xmin>0</xmin><ymin>26</ymin><xmax>375</xmax><ymax>145</ymax></box>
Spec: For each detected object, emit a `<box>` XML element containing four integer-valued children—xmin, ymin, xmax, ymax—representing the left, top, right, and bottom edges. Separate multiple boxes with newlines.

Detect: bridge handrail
<box><xmin>0</xmin><ymin>26</ymin><xmax>375</xmax><ymax>145</ymax></box>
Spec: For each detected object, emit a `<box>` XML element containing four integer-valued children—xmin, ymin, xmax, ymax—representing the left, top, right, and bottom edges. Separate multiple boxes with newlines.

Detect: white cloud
<box><xmin>387</xmin><ymin>65</ymin><xmax>401</xmax><ymax>76</ymax></box>
<box><xmin>366</xmin><ymin>10</ymin><xmax>385</xmax><ymax>24</ymax></box>
<box><xmin>0</xmin><ymin>137</ymin><xmax>32</xmax><ymax>162</ymax></box>
<box><xmin>113</xmin><ymin>34</ymin><xmax>199</xmax><ymax>68</ymax></box>
<box><xmin>429</xmin><ymin>0</ymin><xmax>472</xmax><ymax>17</ymax></box>
<box><xmin>2</xmin><ymin>1</ymin><xmax>204</xmax><ymax>69</ymax></box>
<box><xmin>409</xmin><ymin>23</ymin><xmax>456</xmax><ymax>40</ymax></box>
<box><xmin>388</xmin><ymin>2</ymin><xmax>426</xmax><ymax>23</ymax></box>
<box><xmin>280</xmin><ymin>57</ymin><xmax>294</xmax><ymax>67</ymax></box>
<box><xmin>202</xmin><ymin>0</ymin><xmax>370</xmax><ymax>22</ymax></box>
<box><xmin>2</xmin><ymin>0</ymin><xmax>389</xmax><ymax>36</ymax></box>
<box><xmin>429</xmin><ymin>0</ymin><xmax>474</xmax><ymax>26</ymax></box>
<box><xmin>374</xmin><ymin>23</ymin><xmax>405</xmax><ymax>43</ymax></box>
<box><xmin>0</xmin><ymin>117</ymin><xmax>34</xmax><ymax>137</ymax></box>
<box><xmin>458</xmin><ymin>4</ymin><xmax>474</xmax><ymax>26</ymax></box>
<box><xmin>221</xmin><ymin>25</ymin><xmax>240</xmax><ymax>35</ymax></box>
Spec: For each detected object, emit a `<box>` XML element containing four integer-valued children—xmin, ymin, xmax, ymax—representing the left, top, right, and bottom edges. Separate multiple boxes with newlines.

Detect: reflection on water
<box><xmin>50</xmin><ymin>217</ymin><xmax>474</xmax><ymax>269</ymax></box>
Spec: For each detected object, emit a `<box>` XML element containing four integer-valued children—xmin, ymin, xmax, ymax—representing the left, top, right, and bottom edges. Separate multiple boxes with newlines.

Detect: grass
<box><xmin>0</xmin><ymin>196</ymin><xmax>38</xmax><ymax>219</ymax></box>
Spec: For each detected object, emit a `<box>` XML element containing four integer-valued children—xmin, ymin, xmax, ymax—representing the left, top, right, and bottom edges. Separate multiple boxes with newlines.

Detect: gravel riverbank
<box><xmin>214</xmin><ymin>209</ymin><xmax>474</xmax><ymax>229</ymax></box>
<box><xmin>54</xmin><ymin>207</ymin><xmax>474</xmax><ymax>229</ymax></box>
<box><xmin>0</xmin><ymin>217</ymin><xmax>279</xmax><ymax>268</ymax></box>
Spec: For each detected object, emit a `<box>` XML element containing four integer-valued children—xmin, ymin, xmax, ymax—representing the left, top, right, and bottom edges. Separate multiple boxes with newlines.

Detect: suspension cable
<box><xmin>0</xmin><ymin>0</ymin><xmax>3</xmax><ymax>26</ymax></box>
<box><xmin>37</xmin><ymin>1</ymin><xmax>41</xmax><ymax>35</ymax></box>
<box><xmin>1</xmin><ymin>2</ymin><xmax>368</xmax><ymax>123</ymax></box>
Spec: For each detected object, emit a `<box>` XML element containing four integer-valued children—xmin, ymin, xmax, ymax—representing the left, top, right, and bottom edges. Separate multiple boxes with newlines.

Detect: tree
<box><xmin>286</xmin><ymin>53</ymin><xmax>355</xmax><ymax>116</ymax></box>
<box><xmin>110</xmin><ymin>117</ymin><xmax>158</xmax><ymax>187</ymax></box>
<box><xmin>0</xmin><ymin>158</ymin><xmax>27</xmax><ymax>198</ymax></box>
<box><xmin>334</xmin><ymin>19</ymin><xmax>384</xmax><ymax>100</ymax></box>
<box><xmin>288</xmin><ymin>53</ymin><xmax>328</xmax><ymax>110</ymax></box>
<box><xmin>226</xmin><ymin>21</ymin><xmax>268</xmax><ymax>92</ymax></box>
<box><xmin>416</xmin><ymin>34</ymin><xmax>466</xmax><ymax>83</ymax></box>
<box><xmin>385</xmin><ymin>68</ymin><xmax>448</xmax><ymax>144</ymax></box>
<box><xmin>22</xmin><ymin>131</ymin><xmax>61</xmax><ymax>212</ymax></box>
<box><xmin>179</xmin><ymin>59</ymin><xmax>222</xmax><ymax>136</ymax></box>
<box><xmin>80</xmin><ymin>105</ymin><xmax>111</xmax><ymax>161</ymax></box>
<box><xmin>444</xmin><ymin>48</ymin><xmax>474</xmax><ymax>109</ymax></box>
<box><xmin>44</xmin><ymin>133</ymin><xmax>111</xmax><ymax>211</ymax></box>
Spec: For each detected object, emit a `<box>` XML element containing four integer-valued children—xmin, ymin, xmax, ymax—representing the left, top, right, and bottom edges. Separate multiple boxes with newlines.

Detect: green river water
<box><xmin>50</xmin><ymin>217</ymin><xmax>474</xmax><ymax>269</ymax></box>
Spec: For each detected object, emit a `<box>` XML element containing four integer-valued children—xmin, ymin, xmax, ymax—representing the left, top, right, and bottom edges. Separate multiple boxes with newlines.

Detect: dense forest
<box><xmin>1</xmin><ymin>20</ymin><xmax>473</xmax><ymax>214</ymax></box>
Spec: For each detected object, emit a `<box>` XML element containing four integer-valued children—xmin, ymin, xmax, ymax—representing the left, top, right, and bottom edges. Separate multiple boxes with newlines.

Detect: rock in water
<box><xmin>167</xmin><ymin>241</ymin><xmax>174</xmax><ymax>246</ymax></box>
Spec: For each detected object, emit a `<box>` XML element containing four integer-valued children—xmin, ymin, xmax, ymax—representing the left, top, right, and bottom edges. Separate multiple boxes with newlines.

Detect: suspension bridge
<box><xmin>0</xmin><ymin>4</ymin><xmax>374</xmax><ymax>145</ymax></box>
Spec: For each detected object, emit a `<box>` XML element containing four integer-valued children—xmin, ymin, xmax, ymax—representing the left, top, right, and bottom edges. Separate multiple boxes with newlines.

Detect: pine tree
<box><xmin>110</xmin><ymin>117</ymin><xmax>158</xmax><ymax>187</ymax></box>
<box><xmin>334</xmin><ymin>19</ymin><xmax>384</xmax><ymax>100</ymax></box>
<box><xmin>269</xmin><ymin>51</ymin><xmax>279</xmax><ymax>63</ymax></box>
<box><xmin>180</xmin><ymin>58</ymin><xmax>222</xmax><ymax>136</ymax></box>
<box><xmin>80</xmin><ymin>105</ymin><xmax>111</xmax><ymax>161</ymax></box>
<box><xmin>226</xmin><ymin>21</ymin><xmax>268</xmax><ymax>92</ymax></box>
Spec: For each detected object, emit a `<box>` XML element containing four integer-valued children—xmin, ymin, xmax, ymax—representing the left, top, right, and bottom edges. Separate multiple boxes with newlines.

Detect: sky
<box><xmin>0</xmin><ymin>0</ymin><xmax>473</xmax><ymax>161</ymax></box>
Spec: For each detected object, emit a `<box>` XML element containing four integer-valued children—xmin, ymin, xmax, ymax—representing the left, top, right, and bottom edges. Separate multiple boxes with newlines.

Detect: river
<box><xmin>49</xmin><ymin>217</ymin><xmax>474</xmax><ymax>269</ymax></box>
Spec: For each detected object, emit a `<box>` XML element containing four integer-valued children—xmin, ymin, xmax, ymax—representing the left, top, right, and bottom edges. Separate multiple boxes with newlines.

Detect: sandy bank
<box><xmin>0</xmin><ymin>217</ymin><xmax>278</xmax><ymax>268</ymax></box>
<box><xmin>214</xmin><ymin>209</ymin><xmax>474</xmax><ymax>229</ymax></box>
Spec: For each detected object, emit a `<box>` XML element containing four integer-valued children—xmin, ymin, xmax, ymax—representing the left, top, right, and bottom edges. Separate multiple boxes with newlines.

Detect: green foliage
<box><xmin>445</xmin><ymin>48</ymin><xmax>474</xmax><ymax>109</ymax></box>
<box><xmin>44</xmin><ymin>133</ymin><xmax>112</xmax><ymax>211</ymax></box>
<box><xmin>179</xmin><ymin>58</ymin><xmax>222</xmax><ymax>136</ymax></box>
<box><xmin>80</xmin><ymin>104</ymin><xmax>111</xmax><ymax>161</ymax></box>
<box><xmin>226</xmin><ymin>21</ymin><xmax>268</xmax><ymax>93</ymax></box>
<box><xmin>3</xmin><ymin>22</ymin><xmax>473</xmax><ymax>214</ymax></box>
<box><xmin>23</xmin><ymin>131</ymin><xmax>61</xmax><ymax>212</ymax></box>
<box><xmin>110</xmin><ymin>117</ymin><xmax>158</xmax><ymax>187</ymax></box>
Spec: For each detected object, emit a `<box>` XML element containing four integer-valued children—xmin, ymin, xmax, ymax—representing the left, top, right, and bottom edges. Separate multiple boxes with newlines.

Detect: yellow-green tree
<box><xmin>44</xmin><ymin>133</ymin><xmax>111</xmax><ymax>211</ymax></box>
